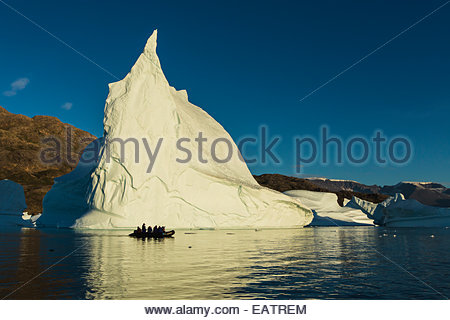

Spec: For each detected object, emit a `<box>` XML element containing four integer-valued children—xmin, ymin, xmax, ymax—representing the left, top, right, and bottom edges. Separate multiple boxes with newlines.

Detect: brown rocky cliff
<box><xmin>0</xmin><ymin>106</ymin><xmax>96</xmax><ymax>213</ymax></box>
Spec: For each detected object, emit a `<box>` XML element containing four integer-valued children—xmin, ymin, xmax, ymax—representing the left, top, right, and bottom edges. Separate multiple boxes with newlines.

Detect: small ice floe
<box><xmin>22</xmin><ymin>212</ymin><xmax>41</xmax><ymax>227</ymax></box>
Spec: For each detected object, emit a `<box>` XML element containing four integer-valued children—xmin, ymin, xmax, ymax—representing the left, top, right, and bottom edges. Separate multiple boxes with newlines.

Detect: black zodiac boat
<box><xmin>129</xmin><ymin>230</ymin><xmax>175</xmax><ymax>238</ymax></box>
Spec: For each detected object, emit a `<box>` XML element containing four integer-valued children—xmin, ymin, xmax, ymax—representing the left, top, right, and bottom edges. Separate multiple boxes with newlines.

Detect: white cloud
<box><xmin>61</xmin><ymin>102</ymin><xmax>73</xmax><ymax>110</ymax></box>
<box><xmin>2</xmin><ymin>77</ymin><xmax>30</xmax><ymax>97</ymax></box>
<box><xmin>11</xmin><ymin>78</ymin><xmax>29</xmax><ymax>90</ymax></box>
<box><xmin>3</xmin><ymin>90</ymin><xmax>17</xmax><ymax>97</ymax></box>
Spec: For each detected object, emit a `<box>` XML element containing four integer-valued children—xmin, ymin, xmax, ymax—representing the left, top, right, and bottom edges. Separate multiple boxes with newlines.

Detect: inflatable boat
<box><xmin>128</xmin><ymin>230</ymin><xmax>175</xmax><ymax>238</ymax></box>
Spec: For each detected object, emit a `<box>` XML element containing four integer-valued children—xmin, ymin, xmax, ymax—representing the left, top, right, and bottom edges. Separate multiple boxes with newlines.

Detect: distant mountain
<box><xmin>305</xmin><ymin>178</ymin><xmax>380</xmax><ymax>194</ymax></box>
<box><xmin>0</xmin><ymin>106</ymin><xmax>96</xmax><ymax>213</ymax></box>
<box><xmin>254</xmin><ymin>174</ymin><xmax>389</xmax><ymax>206</ymax></box>
<box><xmin>255</xmin><ymin>174</ymin><xmax>450</xmax><ymax>208</ymax></box>
<box><xmin>381</xmin><ymin>182</ymin><xmax>450</xmax><ymax>207</ymax></box>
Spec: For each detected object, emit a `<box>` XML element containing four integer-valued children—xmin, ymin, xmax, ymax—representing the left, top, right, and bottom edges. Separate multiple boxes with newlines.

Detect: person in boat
<box><xmin>142</xmin><ymin>223</ymin><xmax>146</xmax><ymax>234</ymax></box>
<box><xmin>136</xmin><ymin>226</ymin><xmax>142</xmax><ymax>234</ymax></box>
<box><xmin>157</xmin><ymin>226</ymin><xmax>163</xmax><ymax>237</ymax></box>
<box><xmin>147</xmin><ymin>225</ymin><xmax>153</xmax><ymax>236</ymax></box>
<box><xmin>153</xmin><ymin>225</ymin><xmax>158</xmax><ymax>236</ymax></box>
<box><xmin>162</xmin><ymin>226</ymin><xmax>166</xmax><ymax>234</ymax></box>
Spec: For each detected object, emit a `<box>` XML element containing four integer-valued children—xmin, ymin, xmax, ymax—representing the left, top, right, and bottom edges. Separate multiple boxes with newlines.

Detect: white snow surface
<box><xmin>40</xmin><ymin>30</ymin><xmax>313</xmax><ymax>229</ymax></box>
<box><xmin>0</xmin><ymin>179</ymin><xmax>38</xmax><ymax>227</ymax></box>
<box><xmin>306</xmin><ymin>177</ymin><xmax>358</xmax><ymax>183</ymax></box>
<box><xmin>284</xmin><ymin>190</ymin><xmax>374</xmax><ymax>226</ymax></box>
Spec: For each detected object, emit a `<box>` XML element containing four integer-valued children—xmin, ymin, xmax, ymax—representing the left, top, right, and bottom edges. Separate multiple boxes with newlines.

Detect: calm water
<box><xmin>0</xmin><ymin>227</ymin><xmax>449</xmax><ymax>299</ymax></box>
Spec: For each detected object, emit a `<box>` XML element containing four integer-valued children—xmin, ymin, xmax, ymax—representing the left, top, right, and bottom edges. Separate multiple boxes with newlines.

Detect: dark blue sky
<box><xmin>1</xmin><ymin>0</ymin><xmax>449</xmax><ymax>186</ymax></box>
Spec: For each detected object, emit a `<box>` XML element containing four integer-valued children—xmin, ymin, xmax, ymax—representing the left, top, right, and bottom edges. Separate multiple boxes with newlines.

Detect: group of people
<box><xmin>133</xmin><ymin>223</ymin><xmax>166</xmax><ymax>237</ymax></box>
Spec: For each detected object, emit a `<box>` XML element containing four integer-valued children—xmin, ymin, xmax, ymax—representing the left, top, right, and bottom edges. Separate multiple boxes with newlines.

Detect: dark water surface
<box><xmin>0</xmin><ymin>227</ymin><xmax>449</xmax><ymax>299</ymax></box>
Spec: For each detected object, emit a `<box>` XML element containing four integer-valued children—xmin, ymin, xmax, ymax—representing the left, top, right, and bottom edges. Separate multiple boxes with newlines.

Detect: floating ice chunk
<box><xmin>383</xmin><ymin>197</ymin><xmax>450</xmax><ymax>227</ymax></box>
<box><xmin>346</xmin><ymin>193</ymin><xmax>405</xmax><ymax>225</ymax></box>
<box><xmin>348</xmin><ymin>193</ymin><xmax>450</xmax><ymax>227</ymax></box>
<box><xmin>22</xmin><ymin>212</ymin><xmax>42</xmax><ymax>226</ymax></box>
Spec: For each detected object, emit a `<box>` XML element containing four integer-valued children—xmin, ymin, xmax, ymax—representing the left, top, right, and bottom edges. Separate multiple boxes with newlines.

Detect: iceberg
<box><xmin>348</xmin><ymin>193</ymin><xmax>450</xmax><ymax>227</ymax></box>
<box><xmin>383</xmin><ymin>197</ymin><xmax>450</xmax><ymax>227</ymax></box>
<box><xmin>284</xmin><ymin>190</ymin><xmax>374</xmax><ymax>226</ymax></box>
<box><xmin>40</xmin><ymin>30</ymin><xmax>313</xmax><ymax>229</ymax></box>
<box><xmin>0</xmin><ymin>179</ymin><xmax>39</xmax><ymax>227</ymax></box>
<box><xmin>346</xmin><ymin>193</ymin><xmax>405</xmax><ymax>225</ymax></box>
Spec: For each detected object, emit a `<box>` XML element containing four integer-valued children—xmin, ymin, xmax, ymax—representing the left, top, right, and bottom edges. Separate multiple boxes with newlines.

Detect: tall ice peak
<box><xmin>142</xmin><ymin>29</ymin><xmax>160</xmax><ymax>68</ymax></box>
